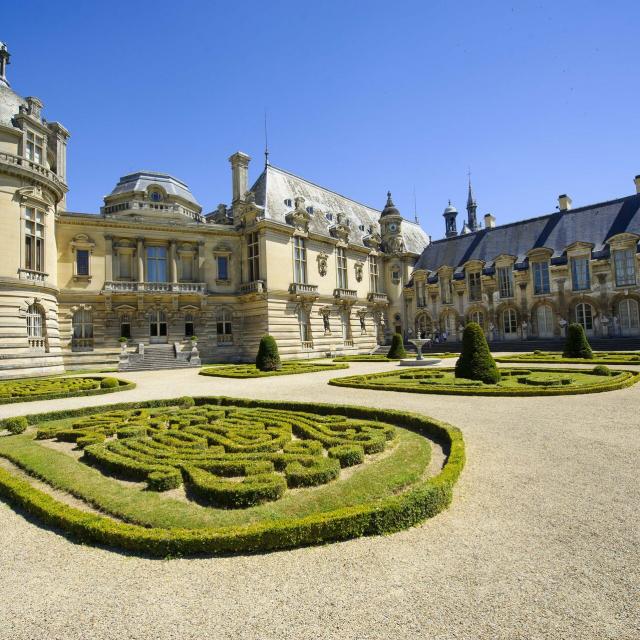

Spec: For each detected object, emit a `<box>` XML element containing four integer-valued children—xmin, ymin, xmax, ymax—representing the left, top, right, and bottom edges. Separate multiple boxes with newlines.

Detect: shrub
<box><xmin>455</xmin><ymin>322</ymin><xmax>500</xmax><ymax>384</ymax></box>
<box><xmin>100</xmin><ymin>377</ymin><xmax>119</xmax><ymax>389</ymax></box>
<box><xmin>563</xmin><ymin>323</ymin><xmax>593</xmax><ymax>359</ymax></box>
<box><xmin>592</xmin><ymin>365</ymin><xmax>611</xmax><ymax>376</ymax></box>
<box><xmin>118</xmin><ymin>337</ymin><xmax>128</xmax><ymax>343</ymax></box>
<box><xmin>328</xmin><ymin>444</ymin><xmax>365</xmax><ymax>467</ymax></box>
<box><xmin>2</xmin><ymin>416</ymin><xmax>28</xmax><ymax>434</ymax></box>
<box><xmin>256</xmin><ymin>335</ymin><xmax>281</xmax><ymax>371</ymax></box>
<box><xmin>387</xmin><ymin>333</ymin><xmax>406</xmax><ymax>359</ymax></box>
<box><xmin>178</xmin><ymin>396</ymin><xmax>195</xmax><ymax>408</ymax></box>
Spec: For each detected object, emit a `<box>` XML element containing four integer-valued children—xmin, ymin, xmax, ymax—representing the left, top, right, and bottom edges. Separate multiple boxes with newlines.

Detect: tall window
<box><xmin>576</xmin><ymin>302</ymin><xmax>593</xmax><ymax>331</ymax></box>
<box><xmin>619</xmin><ymin>299</ymin><xmax>640</xmax><ymax>334</ymax></box>
<box><xmin>536</xmin><ymin>305</ymin><xmax>554</xmax><ymax>336</ymax></box>
<box><xmin>293</xmin><ymin>236</ymin><xmax>307</xmax><ymax>284</ymax></box>
<box><xmin>120</xmin><ymin>314</ymin><xmax>131</xmax><ymax>339</ymax></box>
<box><xmin>247</xmin><ymin>232</ymin><xmax>260</xmax><ymax>281</ymax></box>
<box><xmin>147</xmin><ymin>246</ymin><xmax>167</xmax><ymax>282</ymax></box>
<box><xmin>502</xmin><ymin>308</ymin><xmax>518</xmax><ymax>335</ymax></box>
<box><xmin>469</xmin><ymin>310</ymin><xmax>484</xmax><ymax>327</ymax></box>
<box><xmin>217</xmin><ymin>256</ymin><xmax>229</xmax><ymax>281</ymax></box>
<box><xmin>532</xmin><ymin>261</ymin><xmax>550</xmax><ymax>295</ymax></box>
<box><xmin>571</xmin><ymin>257</ymin><xmax>591</xmax><ymax>291</ymax></box>
<box><xmin>497</xmin><ymin>266</ymin><xmax>514</xmax><ymax>298</ymax></box>
<box><xmin>217</xmin><ymin>309</ymin><xmax>233</xmax><ymax>344</ymax></box>
<box><xmin>337</xmin><ymin>247</ymin><xmax>348</xmax><ymax>289</ymax></box>
<box><xmin>25</xmin><ymin>207</ymin><xmax>44</xmax><ymax>272</ymax></box>
<box><xmin>440</xmin><ymin>276</ymin><xmax>452</xmax><ymax>304</ymax></box>
<box><xmin>184</xmin><ymin>313</ymin><xmax>195</xmax><ymax>337</ymax></box>
<box><xmin>76</xmin><ymin>249</ymin><xmax>89</xmax><ymax>276</ymax></box>
<box><xmin>72</xmin><ymin>309</ymin><xmax>93</xmax><ymax>349</ymax></box>
<box><xmin>26</xmin><ymin>304</ymin><xmax>44</xmax><ymax>338</ymax></box>
<box><xmin>468</xmin><ymin>271</ymin><xmax>482</xmax><ymax>301</ymax></box>
<box><xmin>613</xmin><ymin>249</ymin><xmax>636</xmax><ymax>286</ymax></box>
<box><xmin>25</xmin><ymin>131</ymin><xmax>44</xmax><ymax>164</ymax></box>
<box><xmin>368</xmin><ymin>255</ymin><xmax>379</xmax><ymax>292</ymax></box>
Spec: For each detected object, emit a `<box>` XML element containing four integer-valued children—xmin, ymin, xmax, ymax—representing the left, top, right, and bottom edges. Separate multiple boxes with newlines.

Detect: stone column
<box><xmin>137</xmin><ymin>238</ymin><xmax>145</xmax><ymax>283</ymax></box>
<box><xmin>197</xmin><ymin>241</ymin><xmax>205</xmax><ymax>281</ymax></box>
<box><xmin>169</xmin><ymin>241</ymin><xmax>177</xmax><ymax>283</ymax></box>
<box><xmin>104</xmin><ymin>235</ymin><xmax>113</xmax><ymax>281</ymax></box>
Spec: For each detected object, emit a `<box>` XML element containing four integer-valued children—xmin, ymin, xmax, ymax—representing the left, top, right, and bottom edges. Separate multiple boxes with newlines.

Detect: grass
<box><xmin>495</xmin><ymin>351</ymin><xmax>640</xmax><ymax>365</ymax></box>
<box><xmin>200</xmin><ymin>361</ymin><xmax>349</xmax><ymax>378</ymax></box>
<box><xmin>333</xmin><ymin>353</ymin><xmax>458</xmax><ymax>362</ymax></box>
<box><xmin>329</xmin><ymin>366</ymin><xmax>640</xmax><ymax>396</ymax></box>
<box><xmin>0</xmin><ymin>414</ymin><xmax>429</xmax><ymax>530</ymax></box>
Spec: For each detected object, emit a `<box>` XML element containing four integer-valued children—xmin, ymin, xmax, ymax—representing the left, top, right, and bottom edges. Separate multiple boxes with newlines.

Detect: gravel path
<box><xmin>0</xmin><ymin>359</ymin><xmax>638</xmax><ymax>640</ymax></box>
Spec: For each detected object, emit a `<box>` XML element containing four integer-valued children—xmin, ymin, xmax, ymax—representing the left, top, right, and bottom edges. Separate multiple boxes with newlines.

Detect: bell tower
<box><xmin>443</xmin><ymin>201</ymin><xmax>458</xmax><ymax>238</ymax></box>
<box><xmin>380</xmin><ymin>191</ymin><xmax>404</xmax><ymax>253</ymax></box>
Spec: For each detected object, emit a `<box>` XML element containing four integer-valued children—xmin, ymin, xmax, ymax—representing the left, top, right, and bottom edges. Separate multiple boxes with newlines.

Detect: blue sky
<box><xmin>4</xmin><ymin>0</ymin><xmax>639</xmax><ymax>239</ymax></box>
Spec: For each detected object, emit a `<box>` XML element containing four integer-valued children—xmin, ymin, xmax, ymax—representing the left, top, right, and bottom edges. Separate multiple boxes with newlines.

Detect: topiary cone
<box><xmin>387</xmin><ymin>332</ymin><xmax>407</xmax><ymax>359</ymax></box>
<box><xmin>256</xmin><ymin>334</ymin><xmax>282</xmax><ymax>371</ymax></box>
<box><xmin>562</xmin><ymin>323</ymin><xmax>593</xmax><ymax>359</ymax></box>
<box><xmin>455</xmin><ymin>322</ymin><xmax>501</xmax><ymax>383</ymax></box>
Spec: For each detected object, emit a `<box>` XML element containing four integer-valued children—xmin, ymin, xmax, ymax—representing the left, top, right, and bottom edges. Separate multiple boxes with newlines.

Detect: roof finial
<box><xmin>263</xmin><ymin>108</ymin><xmax>270</xmax><ymax>167</ymax></box>
<box><xmin>413</xmin><ymin>185</ymin><xmax>419</xmax><ymax>224</ymax></box>
<box><xmin>0</xmin><ymin>42</ymin><xmax>10</xmax><ymax>88</ymax></box>
<box><xmin>386</xmin><ymin>191</ymin><xmax>394</xmax><ymax>206</ymax></box>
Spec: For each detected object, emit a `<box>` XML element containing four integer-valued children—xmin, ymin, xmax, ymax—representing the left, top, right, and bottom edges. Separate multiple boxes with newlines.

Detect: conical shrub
<box><xmin>256</xmin><ymin>335</ymin><xmax>281</xmax><ymax>371</ymax></box>
<box><xmin>387</xmin><ymin>332</ymin><xmax>406</xmax><ymax>359</ymax></box>
<box><xmin>562</xmin><ymin>323</ymin><xmax>593</xmax><ymax>359</ymax></box>
<box><xmin>455</xmin><ymin>322</ymin><xmax>500</xmax><ymax>383</ymax></box>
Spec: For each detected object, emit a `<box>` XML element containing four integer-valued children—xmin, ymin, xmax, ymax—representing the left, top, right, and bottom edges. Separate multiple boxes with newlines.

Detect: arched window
<box><xmin>502</xmin><ymin>308</ymin><xmax>518</xmax><ymax>335</ymax></box>
<box><xmin>618</xmin><ymin>299</ymin><xmax>640</xmax><ymax>335</ymax></box>
<box><xmin>469</xmin><ymin>310</ymin><xmax>484</xmax><ymax>328</ymax></box>
<box><xmin>216</xmin><ymin>309</ymin><xmax>233</xmax><ymax>344</ymax></box>
<box><xmin>575</xmin><ymin>303</ymin><xmax>594</xmax><ymax>333</ymax></box>
<box><xmin>536</xmin><ymin>305</ymin><xmax>554</xmax><ymax>337</ymax></box>
<box><xmin>72</xmin><ymin>309</ymin><xmax>93</xmax><ymax>350</ymax></box>
<box><xmin>415</xmin><ymin>313</ymin><xmax>433</xmax><ymax>338</ymax></box>
<box><xmin>26</xmin><ymin>303</ymin><xmax>46</xmax><ymax>350</ymax></box>
<box><xmin>184</xmin><ymin>313</ymin><xmax>195</xmax><ymax>337</ymax></box>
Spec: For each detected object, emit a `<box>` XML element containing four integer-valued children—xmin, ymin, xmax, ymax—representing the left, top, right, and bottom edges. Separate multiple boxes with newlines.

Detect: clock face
<box><xmin>389</xmin><ymin>223</ymin><xmax>397</xmax><ymax>232</ymax></box>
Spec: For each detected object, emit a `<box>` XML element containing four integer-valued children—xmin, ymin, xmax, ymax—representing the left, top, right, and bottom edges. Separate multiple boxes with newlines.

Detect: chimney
<box><xmin>484</xmin><ymin>213</ymin><xmax>496</xmax><ymax>229</ymax></box>
<box><xmin>558</xmin><ymin>194</ymin><xmax>572</xmax><ymax>211</ymax></box>
<box><xmin>634</xmin><ymin>175</ymin><xmax>640</xmax><ymax>194</ymax></box>
<box><xmin>229</xmin><ymin>152</ymin><xmax>251</xmax><ymax>202</ymax></box>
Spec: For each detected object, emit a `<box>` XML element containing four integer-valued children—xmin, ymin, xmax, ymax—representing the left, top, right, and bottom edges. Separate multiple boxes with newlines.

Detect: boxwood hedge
<box><xmin>0</xmin><ymin>396</ymin><xmax>465</xmax><ymax>557</ymax></box>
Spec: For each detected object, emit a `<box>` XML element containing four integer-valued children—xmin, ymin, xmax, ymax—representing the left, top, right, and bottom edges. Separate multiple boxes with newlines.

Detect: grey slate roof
<box><xmin>415</xmin><ymin>193</ymin><xmax>640</xmax><ymax>275</ymax></box>
<box><xmin>0</xmin><ymin>83</ymin><xmax>25</xmax><ymax>129</ymax></box>
<box><xmin>251</xmin><ymin>165</ymin><xmax>430</xmax><ymax>254</ymax></box>
<box><xmin>109</xmin><ymin>171</ymin><xmax>200</xmax><ymax>207</ymax></box>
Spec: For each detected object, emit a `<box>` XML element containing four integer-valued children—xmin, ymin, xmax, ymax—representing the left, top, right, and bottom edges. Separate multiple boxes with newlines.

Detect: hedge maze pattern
<box><xmin>0</xmin><ymin>376</ymin><xmax>130</xmax><ymax>404</ymax></box>
<box><xmin>200</xmin><ymin>361</ymin><xmax>348</xmax><ymax>378</ymax></box>
<box><xmin>38</xmin><ymin>404</ymin><xmax>396</xmax><ymax>508</ymax></box>
<box><xmin>329</xmin><ymin>366</ymin><xmax>640</xmax><ymax>396</ymax></box>
<box><xmin>495</xmin><ymin>351</ymin><xmax>640</xmax><ymax>365</ymax></box>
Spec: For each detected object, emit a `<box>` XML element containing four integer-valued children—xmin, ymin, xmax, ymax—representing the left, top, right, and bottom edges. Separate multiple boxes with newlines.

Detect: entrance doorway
<box><xmin>149</xmin><ymin>310</ymin><xmax>168</xmax><ymax>343</ymax></box>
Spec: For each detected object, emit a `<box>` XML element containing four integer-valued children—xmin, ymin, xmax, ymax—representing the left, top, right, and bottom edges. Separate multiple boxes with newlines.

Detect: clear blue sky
<box><xmin>4</xmin><ymin>0</ymin><xmax>639</xmax><ymax>239</ymax></box>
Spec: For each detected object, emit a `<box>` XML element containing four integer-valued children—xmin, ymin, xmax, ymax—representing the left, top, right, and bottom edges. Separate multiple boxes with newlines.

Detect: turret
<box><xmin>466</xmin><ymin>176</ymin><xmax>479</xmax><ymax>232</ymax></box>
<box><xmin>443</xmin><ymin>201</ymin><xmax>458</xmax><ymax>238</ymax></box>
<box><xmin>380</xmin><ymin>191</ymin><xmax>404</xmax><ymax>253</ymax></box>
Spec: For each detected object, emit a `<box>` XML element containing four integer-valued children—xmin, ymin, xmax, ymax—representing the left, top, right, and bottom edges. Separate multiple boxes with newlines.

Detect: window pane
<box><xmin>217</xmin><ymin>256</ymin><xmax>228</xmax><ymax>280</ymax></box>
<box><xmin>76</xmin><ymin>250</ymin><xmax>89</xmax><ymax>276</ymax></box>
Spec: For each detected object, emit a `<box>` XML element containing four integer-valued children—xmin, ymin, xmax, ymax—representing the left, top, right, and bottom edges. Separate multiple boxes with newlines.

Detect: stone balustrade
<box><xmin>367</xmin><ymin>292</ymin><xmax>389</xmax><ymax>304</ymax></box>
<box><xmin>334</xmin><ymin>288</ymin><xmax>358</xmax><ymax>301</ymax></box>
<box><xmin>18</xmin><ymin>268</ymin><xmax>48</xmax><ymax>284</ymax></box>
<box><xmin>103</xmin><ymin>281</ymin><xmax>207</xmax><ymax>294</ymax></box>
<box><xmin>289</xmin><ymin>283</ymin><xmax>319</xmax><ymax>297</ymax></box>
<box><xmin>0</xmin><ymin>151</ymin><xmax>67</xmax><ymax>199</ymax></box>
<box><xmin>240</xmin><ymin>280</ymin><xmax>265</xmax><ymax>295</ymax></box>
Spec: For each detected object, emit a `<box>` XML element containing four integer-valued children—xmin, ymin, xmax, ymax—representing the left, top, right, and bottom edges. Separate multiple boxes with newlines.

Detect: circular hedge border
<box><xmin>199</xmin><ymin>361</ymin><xmax>349</xmax><ymax>378</ymax></box>
<box><xmin>495</xmin><ymin>352</ymin><xmax>640</xmax><ymax>366</ymax></box>
<box><xmin>0</xmin><ymin>396</ymin><xmax>464</xmax><ymax>557</ymax></box>
<box><xmin>0</xmin><ymin>376</ymin><xmax>135</xmax><ymax>405</ymax></box>
<box><xmin>329</xmin><ymin>367</ymin><xmax>640</xmax><ymax>396</ymax></box>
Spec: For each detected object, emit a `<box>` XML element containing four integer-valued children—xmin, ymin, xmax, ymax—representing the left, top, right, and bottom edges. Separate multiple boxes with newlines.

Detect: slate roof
<box><xmin>251</xmin><ymin>165</ymin><xmax>430</xmax><ymax>254</ymax></box>
<box><xmin>415</xmin><ymin>193</ymin><xmax>640</xmax><ymax>277</ymax></box>
<box><xmin>108</xmin><ymin>171</ymin><xmax>201</xmax><ymax>208</ymax></box>
<box><xmin>0</xmin><ymin>83</ymin><xmax>25</xmax><ymax>129</ymax></box>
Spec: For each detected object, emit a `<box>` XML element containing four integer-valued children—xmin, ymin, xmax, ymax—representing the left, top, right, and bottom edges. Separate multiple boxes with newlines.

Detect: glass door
<box><xmin>149</xmin><ymin>310</ymin><xmax>168</xmax><ymax>343</ymax></box>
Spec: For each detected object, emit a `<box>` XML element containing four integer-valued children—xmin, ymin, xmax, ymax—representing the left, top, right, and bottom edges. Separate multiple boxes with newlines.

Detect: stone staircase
<box><xmin>118</xmin><ymin>343</ymin><xmax>199</xmax><ymax>372</ymax></box>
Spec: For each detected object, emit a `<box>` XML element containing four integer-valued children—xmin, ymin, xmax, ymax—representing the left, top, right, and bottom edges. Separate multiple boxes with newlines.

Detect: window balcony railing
<box><xmin>289</xmin><ymin>283</ymin><xmax>319</xmax><ymax>297</ymax></box>
<box><xmin>217</xmin><ymin>334</ymin><xmax>233</xmax><ymax>345</ymax></box>
<box><xmin>240</xmin><ymin>280</ymin><xmax>265</xmax><ymax>295</ymax></box>
<box><xmin>367</xmin><ymin>292</ymin><xmax>389</xmax><ymax>304</ymax></box>
<box><xmin>301</xmin><ymin>340</ymin><xmax>314</xmax><ymax>350</ymax></box>
<box><xmin>103</xmin><ymin>281</ymin><xmax>207</xmax><ymax>294</ymax></box>
<box><xmin>343</xmin><ymin>339</ymin><xmax>354</xmax><ymax>347</ymax></box>
<box><xmin>18</xmin><ymin>268</ymin><xmax>48</xmax><ymax>284</ymax></box>
<box><xmin>334</xmin><ymin>288</ymin><xmax>358</xmax><ymax>301</ymax></box>
<box><xmin>28</xmin><ymin>337</ymin><xmax>46</xmax><ymax>350</ymax></box>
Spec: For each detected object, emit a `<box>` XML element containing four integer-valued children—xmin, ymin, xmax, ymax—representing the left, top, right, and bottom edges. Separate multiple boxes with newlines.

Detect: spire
<box><xmin>0</xmin><ymin>42</ymin><xmax>10</xmax><ymax>88</ymax></box>
<box><xmin>466</xmin><ymin>170</ymin><xmax>479</xmax><ymax>232</ymax></box>
<box><xmin>263</xmin><ymin>109</ymin><xmax>270</xmax><ymax>167</ymax></box>
<box><xmin>380</xmin><ymin>191</ymin><xmax>400</xmax><ymax>218</ymax></box>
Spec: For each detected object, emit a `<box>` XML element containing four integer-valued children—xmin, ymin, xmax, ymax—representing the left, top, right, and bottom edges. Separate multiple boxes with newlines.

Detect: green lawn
<box><xmin>329</xmin><ymin>366</ymin><xmax>640</xmax><ymax>396</ymax></box>
<box><xmin>200</xmin><ymin>361</ymin><xmax>348</xmax><ymax>378</ymax></box>
<box><xmin>495</xmin><ymin>351</ymin><xmax>640</xmax><ymax>365</ymax></box>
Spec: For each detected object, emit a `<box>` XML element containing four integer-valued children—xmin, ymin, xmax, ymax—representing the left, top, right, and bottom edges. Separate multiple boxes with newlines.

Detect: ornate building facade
<box><xmin>0</xmin><ymin>43</ymin><xmax>428</xmax><ymax>377</ymax></box>
<box><xmin>407</xmin><ymin>180</ymin><xmax>640</xmax><ymax>343</ymax></box>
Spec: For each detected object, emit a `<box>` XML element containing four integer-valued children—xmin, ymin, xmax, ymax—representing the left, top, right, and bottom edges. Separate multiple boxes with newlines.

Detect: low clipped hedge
<box><xmin>2</xmin><ymin>416</ymin><xmax>28</xmax><ymax>434</ymax></box>
<box><xmin>0</xmin><ymin>376</ymin><xmax>135</xmax><ymax>404</ymax></box>
<box><xmin>496</xmin><ymin>352</ymin><xmax>640</xmax><ymax>365</ymax></box>
<box><xmin>0</xmin><ymin>396</ymin><xmax>465</xmax><ymax>557</ymax></box>
<box><xmin>200</xmin><ymin>361</ymin><xmax>349</xmax><ymax>378</ymax></box>
<box><xmin>333</xmin><ymin>353</ymin><xmax>458</xmax><ymax>362</ymax></box>
<box><xmin>329</xmin><ymin>367</ymin><xmax>640</xmax><ymax>397</ymax></box>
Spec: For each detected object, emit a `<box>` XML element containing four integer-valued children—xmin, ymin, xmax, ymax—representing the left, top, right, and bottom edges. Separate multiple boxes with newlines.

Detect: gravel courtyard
<box><xmin>0</xmin><ymin>360</ymin><xmax>638</xmax><ymax>640</ymax></box>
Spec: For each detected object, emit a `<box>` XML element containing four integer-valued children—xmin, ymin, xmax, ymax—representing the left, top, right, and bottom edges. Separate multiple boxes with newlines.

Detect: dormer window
<box><xmin>284</xmin><ymin>198</ymin><xmax>292</xmax><ymax>208</ymax></box>
<box><xmin>306</xmin><ymin>206</ymin><xmax>314</xmax><ymax>215</ymax></box>
<box><xmin>25</xmin><ymin>131</ymin><xmax>44</xmax><ymax>164</ymax></box>
<box><xmin>326</xmin><ymin>213</ymin><xmax>333</xmax><ymax>221</ymax></box>
<box><xmin>149</xmin><ymin>190</ymin><xmax>163</xmax><ymax>202</ymax></box>
<box><xmin>358</xmin><ymin>224</ymin><xmax>365</xmax><ymax>231</ymax></box>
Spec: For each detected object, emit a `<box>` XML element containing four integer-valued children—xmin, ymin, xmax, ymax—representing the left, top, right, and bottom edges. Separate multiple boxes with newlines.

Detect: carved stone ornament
<box><xmin>354</xmin><ymin>261</ymin><xmax>364</xmax><ymax>283</ymax></box>
<box><xmin>329</xmin><ymin>212</ymin><xmax>350</xmax><ymax>242</ymax></box>
<box><xmin>386</xmin><ymin>235</ymin><xmax>405</xmax><ymax>254</ymax></box>
<box><xmin>363</xmin><ymin>231</ymin><xmax>382</xmax><ymax>250</ymax></box>
<box><xmin>286</xmin><ymin>196</ymin><xmax>312</xmax><ymax>233</ymax></box>
<box><xmin>317</xmin><ymin>252</ymin><xmax>329</xmax><ymax>277</ymax></box>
